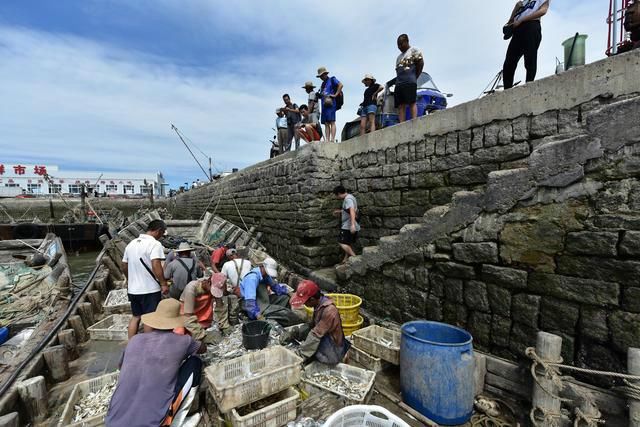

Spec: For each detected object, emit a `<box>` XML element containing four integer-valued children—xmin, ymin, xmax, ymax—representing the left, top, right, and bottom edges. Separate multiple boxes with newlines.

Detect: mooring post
<box><xmin>68</xmin><ymin>315</ymin><xmax>88</xmax><ymax>342</ymax></box>
<box><xmin>87</xmin><ymin>290</ymin><xmax>102</xmax><ymax>313</ymax></box>
<box><xmin>57</xmin><ymin>329</ymin><xmax>78</xmax><ymax>360</ymax></box>
<box><xmin>628</xmin><ymin>347</ymin><xmax>640</xmax><ymax>426</ymax></box>
<box><xmin>17</xmin><ymin>376</ymin><xmax>47</xmax><ymax>424</ymax></box>
<box><xmin>77</xmin><ymin>302</ymin><xmax>95</xmax><ymax>328</ymax></box>
<box><xmin>43</xmin><ymin>345</ymin><xmax>70</xmax><ymax>382</ymax></box>
<box><xmin>531</xmin><ymin>332</ymin><xmax>564</xmax><ymax>426</ymax></box>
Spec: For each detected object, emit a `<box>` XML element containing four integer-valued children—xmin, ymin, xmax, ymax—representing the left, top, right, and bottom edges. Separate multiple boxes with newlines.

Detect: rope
<box><xmin>530</xmin><ymin>407</ymin><xmax>564</xmax><ymax>427</ymax></box>
<box><xmin>573</xmin><ymin>407</ymin><xmax>605</xmax><ymax>427</ymax></box>
<box><xmin>232</xmin><ymin>196</ymin><xmax>249</xmax><ymax>231</ymax></box>
<box><xmin>199</xmin><ymin>188</ymin><xmax>221</xmax><ymax>221</ymax></box>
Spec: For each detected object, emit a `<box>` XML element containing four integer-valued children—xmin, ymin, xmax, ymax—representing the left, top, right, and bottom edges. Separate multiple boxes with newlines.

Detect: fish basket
<box><xmin>58</xmin><ymin>371</ymin><xmax>119</xmax><ymax>427</ymax></box>
<box><xmin>228</xmin><ymin>387</ymin><xmax>299</xmax><ymax>427</ymax></box>
<box><xmin>205</xmin><ymin>345</ymin><xmax>303</xmax><ymax>413</ymax></box>
<box><xmin>302</xmin><ymin>362</ymin><xmax>376</xmax><ymax>405</ymax></box>
<box><xmin>324</xmin><ymin>404</ymin><xmax>410</xmax><ymax>427</ymax></box>
<box><xmin>87</xmin><ymin>314</ymin><xmax>130</xmax><ymax>341</ymax></box>
<box><xmin>348</xmin><ymin>344</ymin><xmax>390</xmax><ymax>373</ymax></box>
<box><xmin>342</xmin><ymin>315</ymin><xmax>364</xmax><ymax>337</ymax></box>
<box><xmin>304</xmin><ymin>294</ymin><xmax>362</xmax><ymax>324</ymax></box>
<box><xmin>103</xmin><ymin>289</ymin><xmax>131</xmax><ymax>315</ymax></box>
<box><xmin>351</xmin><ymin>325</ymin><xmax>401</xmax><ymax>365</ymax></box>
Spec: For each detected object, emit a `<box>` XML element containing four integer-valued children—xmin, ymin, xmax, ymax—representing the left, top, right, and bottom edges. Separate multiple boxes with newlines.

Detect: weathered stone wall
<box><xmin>175</xmin><ymin>50</ymin><xmax>640</xmax><ymax>375</ymax></box>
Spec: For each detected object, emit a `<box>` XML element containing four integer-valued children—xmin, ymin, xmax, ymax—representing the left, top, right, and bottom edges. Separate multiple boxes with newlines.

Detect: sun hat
<box><xmin>141</xmin><ymin>299</ymin><xmax>185</xmax><ymax>330</ymax></box>
<box><xmin>302</xmin><ymin>81</ymin><xmax>316</xmax><ymax>89</ymax></box>
<box><xmin>316</xmin><ymin>66</ymin><xmax>329</xmax><ymax>78</ymax></box>
<box><xmin>210</xmin><ymin>272</ymin><xmax>227</xmax><ymax>298</ymax></box>
<box><xmin>290</xmin><ymin>280</ymin><xmax>321</xmax><ymax>308</ymax></box>
<box><xmin>262</xmin><ymin>257</ymin><xmax>278</xmax><ymax>278</ymax></box>
<box><xmin>174</xmin><ymin>242</ymin><xmax>193</xmax><ymax>252</ymax></box>
<box><xmin>362</xmin><ymin>73</ymin><xmax>376</xmax><ymax>83</ymax></box>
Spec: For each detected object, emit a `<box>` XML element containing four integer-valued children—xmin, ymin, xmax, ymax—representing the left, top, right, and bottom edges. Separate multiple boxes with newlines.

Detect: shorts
<box><xmin>358</xmin><ymin>104</ymin><xmax>377</xmax><ymax>117</ymax></box>
<box><xmin>321</xmin><ymin>102</ymin><xmax>336</xmax><ymax>124</ymax></box>
<box><xmin>394</xmin><ymin>83</ymin><xmax>417</xmax><ymax>106</ymax></box>
<box><xmin>338</xmin><ymin>229</ymin><xmax>358</xmax><ymax>245</ymax></box>
<box><xmin>128</xmin><ymin>291</ymin><xmax>162</xmax><ymax>317</ymax></box>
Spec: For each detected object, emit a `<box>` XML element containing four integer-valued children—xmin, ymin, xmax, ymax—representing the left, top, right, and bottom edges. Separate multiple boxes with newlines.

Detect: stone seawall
<box><xmin>175</xmin><ymin>50</ymin><xmax>640</xmax><ymax>376</ymax></box>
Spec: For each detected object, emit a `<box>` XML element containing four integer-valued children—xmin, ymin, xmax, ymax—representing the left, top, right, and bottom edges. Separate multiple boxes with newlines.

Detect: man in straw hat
<box><xmin>106</xmin><ymin>299</ymin><xmax>205</xmax><ymax>427</ymax></box>
<box><xmin>164</xmin><ymin>242</ymin><xmax>202</xmax><ymax>300</ymax></box>
<box><xmin>122</xmin><ymin>219</ymin><xmax>168</xmax><ymax>339</ymax></box>
<box><xmin>359</xmin><ymin>73</ymin><xmax>383</xmax><ymax>136</ymax></box>
<box><xmin>302</xmin><ymin>81</ymin><xmax>320</xmax><ymax>124</ymax></box>
<box><xmin>316</xmin><ymin>66</ymin><xmax>343</xmax><ymax>143</ymax></box>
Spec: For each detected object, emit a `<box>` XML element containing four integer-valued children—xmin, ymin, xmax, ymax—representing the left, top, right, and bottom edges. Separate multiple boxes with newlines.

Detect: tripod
<box><xmin>478</xmin><ymin>70</ymin><xmax>520</xmax><ymax>98</ymax></box>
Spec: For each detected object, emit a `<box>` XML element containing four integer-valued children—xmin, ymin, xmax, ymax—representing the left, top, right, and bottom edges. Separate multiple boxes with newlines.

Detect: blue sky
<box><xmin>0</xmin><ymin>0</ymin><xmax>606</xmax><ymax>189</ymax></box>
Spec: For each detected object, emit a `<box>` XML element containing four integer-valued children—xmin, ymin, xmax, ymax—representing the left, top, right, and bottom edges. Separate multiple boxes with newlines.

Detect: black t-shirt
<box><xmin>285</xmin><ymin>103</ymin><xmax>301</xmax><ymax>126</ymax></box>
<box><xmin>361</xmin><ymin>83</ymin><xmax>381</xmax><ymax>107</ymax></box>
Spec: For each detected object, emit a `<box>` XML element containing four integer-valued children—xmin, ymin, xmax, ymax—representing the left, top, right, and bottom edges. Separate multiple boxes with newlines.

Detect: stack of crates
<box><xmin>349</xmin><ymin>325</ymin><xmax>401</xmax><ymax>373</ymax></box>
<box><xmin>204</xmin><ymin>346</ymin><xmax>303</xmax><ymax>426</ymax></box>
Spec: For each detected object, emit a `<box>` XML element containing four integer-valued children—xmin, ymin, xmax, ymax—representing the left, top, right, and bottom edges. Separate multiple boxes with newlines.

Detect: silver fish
<box><xmin>105</xmin><ymin>289</ymin><xmax>129</xmax><ymax>306</ymax></box>
<box><xmin>72</xmin><ymin>380</ymin><xmax>117</xmax><ymax>422</ymax></box>
<box><xmin>304</xmin><ymin>372</ymin><xmax>369</xmax><ymax>401</ymax></box>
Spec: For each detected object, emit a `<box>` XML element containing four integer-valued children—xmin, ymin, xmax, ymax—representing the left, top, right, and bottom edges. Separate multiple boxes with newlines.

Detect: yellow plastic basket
<box><xmin>305</xmin><ymin>293</ymin><xmax>362</xmax><ymax>324</ymax></box>
<box><xmin>343</xmin><ymin>315</ymin><xmax>364</xmax><ymax>336</ymax></box>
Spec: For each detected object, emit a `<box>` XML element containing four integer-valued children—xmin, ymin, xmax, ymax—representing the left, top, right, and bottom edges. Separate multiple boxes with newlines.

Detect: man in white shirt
<box><xmin>502</xmin><ymin>0</ymin><xmax>551</xmax><ymax>89</ymax></box>
<box><xmin>122</xmin><ymin>219</ymin><xmax>168</xmax><ymax>338</ymax></box>
<box><xmin>395</xmin><ymin>34</ymin><xmax>424</xmax><ymax>123</ymax></box>
<box><xmin>218</xmin><ymin>248</ymin><xmax>251</xmax><ymax>329</ymax></box>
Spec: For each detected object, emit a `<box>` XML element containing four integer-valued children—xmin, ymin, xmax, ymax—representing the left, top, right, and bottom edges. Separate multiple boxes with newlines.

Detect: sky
<box><xmin>0</xmin><ymin>0</ymin><xmax>608</xmax><ymax>189</ymax></box>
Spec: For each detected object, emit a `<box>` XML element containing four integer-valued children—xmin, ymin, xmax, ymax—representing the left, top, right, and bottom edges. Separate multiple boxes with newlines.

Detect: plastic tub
<box><xmin>352</xmin><ymin>325</ymin><xmax>400</xmax><ymax>365</ymax></box>
<box><xmin>324</xmin><ymin>405</ymin><xmax>410</xmax><ymax>427</ymax></box>
<box><xmin>242</xmin><ymin>320</ymin><xmax>271</xmax><ymax>350</ymax></box>
<box><xmin>87</xmin><ymin>314</ymin><xmax>129</xmax><ymax>341</ymax></box>
<box><xmin>400</xmin><ymin>321</ymin><xmax>474</xmax><ymax>425</ymax></box>
<box><xmin>302</xmin><ymin>362</ymin><xmax>375</xmax><ymax>404</ymax></box>
<box><xmin>103</xmin><ymin>289</ymin><xmax>131</xmax><ymax>315</ymax></box>
<box><xmin>562</xmin><ymin>34</ymin><xmax>588</xmax><ymax>70</ymax></box>
<box><xmin>58</xmin><ymin>371</ymin><xmax>119</xmax><ymax>427</ymax></box>
<box><xmin>229</xmin><ymin>387</ymin><xmax>299</xmax><ymax>427</ymax></box>
<box><xmin>304</xmin><ymin>294</ymin><xmax>362</xmax><ymax>323</ymax></box>
<box><xmin>342</xmin><ymin>315</ymin><xmax>364</xmax><ymax>337</ymax></box>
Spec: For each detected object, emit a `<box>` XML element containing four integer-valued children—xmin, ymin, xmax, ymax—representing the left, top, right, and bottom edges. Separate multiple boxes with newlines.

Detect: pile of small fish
<box><xmin>287</xmin><ymin>417</ymin><xmax>324</xmax><ymax>427</ymax></box>
<box><xmin>205</xmin><ymin>321</ymin><xmax>296</xmax><ymax>362</ymax></box>
<box><xmin>72</xmin><ymin>379</ymin><xmax>117</xmax><ymax>422</ymax></box>
<box><xmin>105</xmin><ymin>289</ymin><xmax>128</xmax><ymax>307</ymax></box>
<box><xmin>304</xmin><ymin>372</ymin><xmax>369</xmax><ymax>401</ymax></box>
<box><xmin>376</xmin><ymin>336</ymin><xmax>397</xmax><ymax>348</ymax></box>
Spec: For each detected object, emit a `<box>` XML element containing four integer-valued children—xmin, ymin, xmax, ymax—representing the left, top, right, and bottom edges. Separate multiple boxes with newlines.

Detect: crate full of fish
<box><xmin>351</xmin><ymin>325</ymin><xmax>401</xmax><ymax>365</ymax></box>
<box><xmin>87</xmin><ymin>314</ymin><xmax>129</xmax><ymax>341</ymax></box>
<box><xmin>302</xmin><ymin>362</ymin><xmax>376</xmax><ymax>404</ymax></box>
<box><xmin>205</xmin><ymin>345</ymin><xmax>303</xmax><ymax>413</ymax></box>
<box><xmin>58</xmin><ymin>371</ymin><xmax>119</xmax><ymax>427</ymax></box>
<box><xmin>228</xmin><ymin>387</ymin><xmax>299</xmax><ymax>427</ymax></box>
<box><xmin>103</xmin><ymin>289</ymin><xmax>131</xmax><ymax>315</ymax></box>
<box><xmin>348</xmin><ymin>344</ymin><xmax>391</xmax><ymax>373</ymax></box>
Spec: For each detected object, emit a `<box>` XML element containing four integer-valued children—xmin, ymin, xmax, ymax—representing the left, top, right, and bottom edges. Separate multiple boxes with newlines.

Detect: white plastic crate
<box><xmin>351</xmin><ymin>325</ymin><xmax>401</xmax><ymax>365</ymax></box>
<box><xmin>348</xmin><ymin>345</ymin><xmax>390</xmax><ymax>373</ymax></box>
<box><xmin>302</xmin><ymin>362</ymin><xmax>376</xmax><ymax>404</ymax></box>
<box><xmin>229</xmin><ymin>387</ymin><xmax>299</xmax><ymax>427</ymax></box>
<box><xmin>103</xmin><ymin>289</ymin><xmax>131</xmax><ymax>315</ymax></box>
<box><xmin>87</xmin><ymin>314</ymin><xmax>129</xmax><ymax>341</ymax></box>
<box><xmin>58</xmin><ymin>371</ymin><xmax>119</xmax><ymax>427</ymax></box>
<box><xmin>205</xmin><ymin>345</ymin><xmax>303</xmax><ymax>413</ymax></box>
<box><xmin>323</xmin><ymin>405</ymin><xmax>410</xmax><ymax>427</ymax></box>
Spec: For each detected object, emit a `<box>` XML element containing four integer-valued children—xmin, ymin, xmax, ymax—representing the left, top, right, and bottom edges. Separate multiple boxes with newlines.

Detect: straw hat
<box><xmin>362</xmin><ymin>73</ymin><xmax>376</xmax><ymax>83</ymax></box>
<box><xmin>302</xmin><ymin>81</ymin><xmax>316</xmax><ymax>89</ymax></box>
<box><xmin>316</xmin><ymin>66</ymin><xmax>329</xmax><ymax>78</ymax></box>
<box><xmin>174</xmin><ymin>242</ymin><xmax>193</xmax><ymax>252</ymax></box>
<box><xmin>141</xmin><ymin>299</ymin><xmax>185</xmax><ymax>330</ymax></box>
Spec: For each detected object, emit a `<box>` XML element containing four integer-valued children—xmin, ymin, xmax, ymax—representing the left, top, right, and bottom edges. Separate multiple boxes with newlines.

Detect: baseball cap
<box><xmin>262</xmin><ymin>257</ymin><xmax>278</xmax><ymax>278</ymax></box>
<box><xmin>210</xmin><ymin>273</ymin><xmax>227</xmax><ymax>298</ymax></box>
<box><xmin>226</xmin><ymin>248</ymin><xmax>237</xmax><ymax>258</ymax></box>
<box><xmin>290</xmin><ymin>280</ymin><xmax>320</xmax><ymax>309</ymax></box>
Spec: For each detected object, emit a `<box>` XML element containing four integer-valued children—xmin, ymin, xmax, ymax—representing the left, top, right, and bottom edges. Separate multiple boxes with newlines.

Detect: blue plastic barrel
<box><xmin>0</xmin><ymin>327</ymin><xmax>9</xmax><ymax>345</ymax></box>
<box><xmin>400</xmin><ymin>321</ymin><xmax>474</xmax><ymax>425</ymax></box>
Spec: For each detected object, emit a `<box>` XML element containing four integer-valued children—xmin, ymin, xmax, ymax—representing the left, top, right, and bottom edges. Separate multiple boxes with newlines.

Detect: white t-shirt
<box><xmin>123</xmin><ymin>234</ymin><xmax>165</xmax><ymax>295</ymax></box>
<box><xmin>515</xmin><ymin>0</ymin><xmax>548</xmax><ymax>22</ymax></box>
<box><xmin>221</xmin><ymin>258</ymin><xmax>252</xmax><ymax>291</ymax></box>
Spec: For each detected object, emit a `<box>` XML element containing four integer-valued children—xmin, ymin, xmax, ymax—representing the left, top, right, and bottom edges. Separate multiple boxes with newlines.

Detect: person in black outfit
<box><xmin>359</xmin><ymin>74</ymin><xmax>383</xmax><ymax>136</ymax></box>
<box><xmin>502</xmin><ymin>0</ymin><xmax>551</xmax><ymax>90</ymax></box>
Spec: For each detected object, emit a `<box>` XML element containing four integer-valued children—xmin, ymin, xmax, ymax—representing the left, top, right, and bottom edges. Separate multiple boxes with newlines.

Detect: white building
<box><xmin>0</xmin><ymin>163</ymin><xmax>166</xmax><ymax>196</ymax></box>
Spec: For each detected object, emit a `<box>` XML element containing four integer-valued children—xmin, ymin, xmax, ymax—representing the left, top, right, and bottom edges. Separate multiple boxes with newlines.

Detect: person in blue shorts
<box><xmin>359</xmin><ymin>73</ymin><xmax>383</xmax><ymax>136</ymax></box>
<box><xmin>317</xmin><ymin>66</ymin><xmax>343</xmax><ymax>143</ymax></box>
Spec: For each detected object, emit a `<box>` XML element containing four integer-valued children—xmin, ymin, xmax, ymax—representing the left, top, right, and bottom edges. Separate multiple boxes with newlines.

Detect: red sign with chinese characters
<box><xmin>34</xmin><ymin>165</ymin><xmax>47</xmax><ymax>176</ymax></box>
<box><xmin>0</xmin><ymin>165</ymin><xmax>4</xmax><ymax>175</ymax></box>
<box><xmin>13</xmin><ymin>165</ymin><xmax>26</xmax><ymax>175</ymax></box>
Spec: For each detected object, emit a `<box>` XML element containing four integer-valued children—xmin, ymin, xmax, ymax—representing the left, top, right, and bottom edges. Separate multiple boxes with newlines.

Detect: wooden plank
<box><xmin>474</xmin><ymin>352</ymin><xmax>487</xmax><ymax>397</ymax></box>
<box><xmin>485</xmin><ymin>354</ymin><xmax>528</xmax><ymax>382</ymax></box>
<box><xmin>485</xmin><ymin>372</ymin><xmax>530</xmax><ymax>399</ymax></box>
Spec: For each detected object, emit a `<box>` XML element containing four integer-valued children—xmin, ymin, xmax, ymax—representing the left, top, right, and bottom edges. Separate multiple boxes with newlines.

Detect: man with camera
<box><xmin>282</xmin><ymin>94</ymin><xmax>302</xmax><ymax>151</ymax></box>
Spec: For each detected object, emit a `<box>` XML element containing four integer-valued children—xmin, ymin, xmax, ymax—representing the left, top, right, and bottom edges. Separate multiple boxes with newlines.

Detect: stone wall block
<box><xmin>483</xmin><ymin>123</ymin><xmax>499</xmax><ymax>147</ymax></box>
<box><xmin>452</xmin><ymin>242</ymin><xmax>499</xmax><ymax>264</ymax></box>
<box><xmin>530</xmin><ymin>110</ymin><xmax>558</xmax><ymax>138</ymax></box>
<box><xmin>435</xmin><ymin>135</ymin><xmax>447</xmax><ymax>156</ymax></box>
<box><xmin>464</xmin><ymin>280</ymin><xmax>490</xmax><ymax>312</ymax></box>
<box><xmin>491</xmin><ymin>315</ymin><xmax>511</xmax><ymax>348</ymax></box>
<box><xmin>382</xmin><ymin>164</ymin><xmax>400</xmax><ymax>177</ymax></box>
<box><xmin>424</xmin><ymin>137</ymin><xmax>436</xmax><ymax>156</ymax></box>
<box><xmin>432</xmin><ymin>153</ymin><xmax>472</xmax><ymax>172</ymax></box>
<box><xmin>443</xmin><ymin>278</ymin><xmax>464</xmax><ymax>303</ymax></box>
<box><xmin>622</xmin><ymin>287</ymin><xmax>640</xmax><ymax>313</ymax></box>
<box><xmin>528</xmin><ymin>272</ymin><xmax>620</xmax><ymax>307</ymax></box>
<box><xmin>397</xmin><ymin>143</ymin><xmax>409</xmax><ymax>162</ymax></box>
<box><xmin>415</xmin><ymin>140</ymin><xmax>426</xmax><ymax>160</ymax></box>
<box><xmin>512</xmin><ymin>294</ymin><xmax>540</xmax><ymax>328</ymax></box>
<box><xmin>540</xmin><ymin>297</ymin><xmax>579</xmax><ymax>334</ymax></box>
<box><xmin>558</xmin><ymin>108</ymin><xmax>582</xmax><ymax>134</ymax></box>
<box><xmin>580</xmin><ymin>307</ymin><xmax>610</xmax><ymax>343</ymax></box>
<box><xmin>610</xmin><ymin>311</ymin><xmax>640</xmax><ymax>352</ymax></box>
<box><xmin>487</xmin><ymin>284</ymin><xmax>511</xmax><ymax>316</ymax></box>
<box><xmin>472</xmin><ymin>143</ymin><xmax>530</xmax><ymax>165</ymax></box>
<box><xmin>426</xmin><ymin>295</ymin><xmax>443</xmax><ymax>321</ymax></box>
<box><xmin>510</xmin><ymin>322</ymin><xmax>537</xmax><ymax>356</ymax></box>
<box><xmin>458</xmin><ymin>130</ymin><xmax>472</xmax><ymax>152</ymax></box>
<box><xmin>431</xmin><ymin>186</ymin><xmax>464</xmax><ymax>205</ymax></box>
<box><xmin>484</xmin><ymin>168</ymin><xmax>534</xmax><ymax>213</ymax></box>
<box><xmin>586</xmin><ymin>95</ymin><xmax>640</xmax><ymax>153</ymax></box>
<box><xmin>512</xmin><ymin>116</ymin><xmax>530</xmax><ymax>141</ymax></box>
<box><xmin>620</xmin><ymin>231</ymin><xmax>640</xmax><ymax>256</ymax></box>
<box><xmin>449</xmin><ymin>166</ymin><xmax>488</xmax><ymax>185</ymax></box>
<box><xmin>565</xmin><ymin>231</ymin><xmax>619</xmax><ymax>256</ymax></box>
<box><xmin>481</xmin><ymin>264</ymin><xmax>527</xmax><ymax>289</ymax></box>
<box><xmin>468</xmin><ymin>311</ymin><xmax>492</xmax><ymax>349</ymax></box>
<box><xmin>410</xmin><ymin>172</ymin><xmax>445</xmax><ymax>189</ymax></box>
<box><xmin>443</xmin><ymin>302</ymin><xmax>468</xmax><ymax>327</ymax></box>
<box><xmin>435</xmin><ymin>262</ymin><xmax>475</xmax><ymax>279</ymax></box>
<box><xmin>445</xmin><ymin>133</ymin><xmax>458</xmax><ymax>155</ymax></box>
<box><xmin>386</xmin><ymin>147</ymin><xmax>397</xmax><ymax>164</ymax></box>
<box><xmin>471</xmin><ymin>127</ymin><xmax>483</xmax><ymax>150</ymax></box>
<box><xmin>497</xmin><ymin>122</ymin><xmax>513</xmax><ymax>145</ymax></box>
<box><xmin>557</xmin><ymin>255</ymin><xmax>640</xmax><ymax>283</ymax></box>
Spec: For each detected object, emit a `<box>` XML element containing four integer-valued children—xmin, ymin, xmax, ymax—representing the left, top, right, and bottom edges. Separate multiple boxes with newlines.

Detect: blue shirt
<box><xmin>240</xmin><ymin>267</ymin><xmax>274</xmax><ymax>301</ymax></box>
<box><xmin>321</xmin><ymin>76</ymin><xmax>340</xmax><ymax>106</ymax></box>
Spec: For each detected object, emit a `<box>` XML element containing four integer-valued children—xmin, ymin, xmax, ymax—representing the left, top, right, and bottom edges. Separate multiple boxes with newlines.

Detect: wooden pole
<box><xmin>43</xmin><ymin>345</ymin><xmax>70</xmax><ymax>382</ymax></box>
<box><xmin>68</xmin><ymin>315</ymin><xmax>88</xmax><ymax>343</ymax></box>
<box><xmin>628</xmin><ymin>347</ymin><xmax>640</xmax><ymax>426</ymax></box>
<box><xmin>102</xmin><ymin>256</ymin><xmax>124</xmax><ymax>281</ymax></box>
<box><xmin>77</xmin><ymin>302</ymin><xmax>95</xmax><ymax>328</ymax></box>
<box><xmin>87</xmin><ymin>290</ymin><xmax>102</xmax><ymax>313</ymax></box>
<box><xmin>0</xmin><ymin>412</ymin><xmax>19</xmax><ymax>427</ymax></box>
<box><xmin>17</xmin><ymin>376</ymin><xmax>47</xmax><ymax>424</ymax></box>
<box><xmin>57</xmin><ymin>329</ymin><xmax>78</xmax><ymax>360</ymax></box>
<box><xmin>531</xmin><ymin>332</ymin><xmax>564</xmax><ymax>426</ymax></box>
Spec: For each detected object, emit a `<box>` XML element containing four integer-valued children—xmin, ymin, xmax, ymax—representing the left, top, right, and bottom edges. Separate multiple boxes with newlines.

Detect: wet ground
<box><xmin>66</xmin><ymin>250</ymin><xmax>100</xmax><ymax>290</ymax></box>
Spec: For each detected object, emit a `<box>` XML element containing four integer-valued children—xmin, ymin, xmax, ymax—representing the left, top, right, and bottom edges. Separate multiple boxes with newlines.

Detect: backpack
<box><xmin>171</xmin><ymin>258</ymin><xmax>197</xmax><ymax>299</ymax></box>
<box><xmin>321</xmin><ymin>77</ymin><xmax>344</xmax><ymax>110</ymax></box>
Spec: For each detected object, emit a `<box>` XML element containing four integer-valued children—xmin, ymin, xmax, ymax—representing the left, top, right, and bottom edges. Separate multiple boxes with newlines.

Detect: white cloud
<box><xmin>0</xmin><ymin>1</ymin><xmax>609</xmax><ymax>187</ymax></box>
